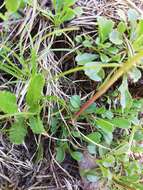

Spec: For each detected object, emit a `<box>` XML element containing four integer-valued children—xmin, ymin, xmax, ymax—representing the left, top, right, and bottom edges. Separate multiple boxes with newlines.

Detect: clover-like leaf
<box><xmin>97</xmin><ymin>16</ymin><xmax>114</xmax><ymax>43</ymax></box>
<box><xmin>76</xmin><ymin>53</ymin><xmax>97</xmax><ymax>65</ymax></box>
<box><xmin>109</xmin><ymin>29</ymin><xmax>123</xmax><ymax>45</ymax></box>
<box><xmin>84</xmin><ymin>62</ymin><xmax>102</xmax><ymax>81</ymax></box>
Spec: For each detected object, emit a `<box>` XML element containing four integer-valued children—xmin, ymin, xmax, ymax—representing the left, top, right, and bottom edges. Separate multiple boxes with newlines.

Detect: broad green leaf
<box><xmin>70</xmin><ymin>151</ymin><xmax>83</xmax><ymax>161</ymax></box>
<box><xmin>84</xmin><ymin>62</ymin><xmax>102</xmax><ymax>81</ymax></box>
<box><xmin>26</xmin><ymin>73</ymin><xmax>45</xmax><ymax>109</ymax></box>
<box><xmin>102</xmin><ymin>110</ymin><xmax>114</xmax><ymax>119</ymax></box>
<box><xmin>86</xmin><ymin>132</ymin><xmax>102</xmax><ymax>143</ymax></box>
<box><xmin>133</xmin><ymin>20</ymin><xmax>143</xmax><ymax>50</ymax></box>
<box><xmin>64</xmin><ymin>0</ymin><xmax>76</xmax><ymax>6</ymax></box>
<box><xmin>84</xmin><ymin>103</ymin><xmax>96</xmax><ymax>114</ymax></box>
<box><xmin>109</xmin><ymin>29</ymin><xmax>123</xmax><ymax>45</ymax></box>
<box><xmin>127</xmin><ymin>9</ymin><xmax>139</xmax><ymax>22</ymax></box>
<box><xmin>102</xmin><ymin>155</ymin><xmax>115</xmax><ymax>168</ymax></box>
<box><xmin>20</xmin><ymin>0</ymin><xmax>28</xmax><ymax>8</ymax></box>
<box><xmin>111</xmin><ymin>118</ymin><xmax>131</xmax><ymax>129</ymax></box>
<box><xmin>56</xmin><ymin>147</ymin><xmax>65</xmax><ymax>163</ymax></box>
<box><xmin>62</xmin><ymin>8</ymin><xmax>75</xmax><ymax>22</ymax></box>
<box><xmin>82</xmin><ymin>39</ymin><xmax>93</xmax><ymax>48</ymax></box>
<box><xmin>134</xmin><ymin>130</ymin><xmax>143</xmax><ymax>141</ymax></box>
<box><xmin>87</xmin><ymin>144</ymin><xmax>96</xmax><ymax>154</ymax></box>
<box><xmin>5</xmin><ymin>0</ymin><xmax>21</xmax><ymax>12</ymax></box>
<box><xmin>136</xmin><ymin>19</ymin><xmax>143</xmax><ymax>37</ymax></box>
<box><xmin>76</xmin><ymin>53</ymin><xmax>97</xmax><ymax>65</ymax></box>
<box><xmin>9</xmin><ymin>118</ymin><xmax>27</xmax><ymax>144</ymax></box>
<box><xmin>128</xmin><ymin>67</ymin><xmax>141</xmax><ymax>83</ymax></box>
<box><xmin>75</xmin><ymin>35</ymin><xmax>82</xmax><ymax>43</ymax></box>
<box><xmin>74</xmin><ymin>7</ymin><xmax>83</xmax><ymax>16</ymax></box>
<box><xmin>102</xmin><ymin>132</ymin><xmax>113</xmax><ymax>145</ymax></box>
<box><xmin>100</xmin><ymin>166</ymin><xmax>112</xmax><ymax>180</ymax></box>
<box><xmin>96</xmin><ymin>118</ymin><xmax>114</xmax><ymax>133</ymax></box>
<box><xmin>87</xmin><ymin>175</ymin><xmax>100</xmax><ymax>182</ymax></box>
<box><xmin>29</xmin><ymin>116</ymin><xmax>45</xmax><ymax>134</ymax></box>
<box><xmin>70</xmin><ymin>95</ymin><xmax>81</xmax><ymax>109</ymax></box>
<box><xmin>97</xmin><ymin>16</ymin><xmax>114</xmax><ymax>43</ymax></box>
<box><xmin>111</xmin><ymin>54</ymin><xmax>121</xmax><ymax>62</ymax></box>
<box><xmin>117</xmin><ymin>22</ymin><xmax>126</xmax><ymax>33</ymax></box>
<box><xmin>0</xmin><ymin>91</ymin><xmax>18</xmax><ymax>114</ymax></box>
<box><xmin>71</xmin><ymin>130</ymin><xmax>81</xmax><ymax>137</ymax></box>
<box><xmin>108</xmin><ymin>47</ymin><xmax>119</xmax><ymax>54</ymax></box>
<box><xmin>53</xmin><ymin>0</ymin><xmax>63</xmax><ymax>12</ymax></box>
<box><xmin>100</xmin><ymin>53</ymin><xmax>110</xmax><ymax>63</ymax></box>
<box><xmin>119</xmin><ymin>77</ymin><xmax>133</xmax><ymax>110</ymax></box>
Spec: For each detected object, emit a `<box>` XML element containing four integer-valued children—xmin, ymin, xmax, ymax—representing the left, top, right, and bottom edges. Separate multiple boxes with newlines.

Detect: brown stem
<box><xmin>72</xmin><ymin>51</ymin><xmax>143</xmax><ymax>122</ymax></box>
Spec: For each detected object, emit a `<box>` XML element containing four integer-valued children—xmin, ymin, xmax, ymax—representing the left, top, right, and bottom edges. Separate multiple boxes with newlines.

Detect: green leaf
<box><xmin>100</xmin><ymin>166</ymin><xmax>112</xmax><ymax>180</ymax></box>
<box><xmin>87</xmin><ymin>144</ymin><xmax>96</xmax><ymax>154</ymax></box>
<box><xmin>134</xmin><ymin>130</ymin><xmax>143</xmax><ymax>141</ymax></box>
<box><xmin>9</xmin><ymin>118</ymin><xmax>27</xmax><ymax>144</ymax></box>
<box><xmin>100</xmin><ymin>53</ymin><xmax>110</xmax><ymax>63</ymax></box>
<box><xmin>133</xmin><ymin>20</ymin><xmax>143</xmax><ymax>50</ymax></box>
<box><xmin>53</xmin><ymin>0</ymin><xmax>63</xmax><ymax>12</ymax></box>
<box><xmin>119</xmin><ymin>77</ymin><xmax>133</xmax><ymax>110</ymax></box>
<box><xmin>82</xmin><ymin>39</ymin><xmax>93</xmax><ymax>48</ymax></box>
<box><xmin>29</xmin><ymin>116</ymin><xmax>45</xmax><ymax>134</ymax></box>
<box><xmin>62</xmin><ymin>8</ymin><xmax>75</xmax><ymax>22</ymax></box>
<box><xmin>64</xmin><ymin>0</ymin><xmax>76</xmax><ymax>6</ymax></box>
<box><xmin>102</xmin><ymin>155</ymin><xmax>115</xmax><ymax>168</ymax></box>
<box><xmin>111</xmin><ymin>54</ymin><xmax>121</xmax><ymax>62</ymax></box>
<box><xmin>102</xmin><ymin>132</ymin><xmax>113</xmax><ymax>145</ymax></box>
<box><xmin>84</xmin><ymin>103</ymin><xmax>96</xmax><ymax>114</ymax></box>
<box><xmin>102</xmin><ymin>110</ymin><xmax>113</xmax><ymax>119</ymax></box>
<box><xmin>56</xmin><ymin>147</ymin><xmax>65</xmax><ymax>163</ymax></box>
<box><xmin>97</xmin><ymin>16</ymin><xmax>114</xmax><ymax>43</ymax></box>
<box><xmin>5</xmin><ymin>0</ymin><xmax>21</xmax><ymax>12</ymax></box>
<box><xmin>26</xmin><ymin>74</ymin><xmax>45</xmax><ymax>109</ymax></box>
<box><xmin>74</xmin><ymin>7</ymin><xmax>83</xmax><ymax>16</ymax></box>
<box><xmin>70</xmin><ymin>151</ymin><xmax>83</xmax><ymax>161</ymax></box>
<box><xmin>84</xmin><ymin>62</ymin><xmax>102</xmax><ymax>81</ymax></box>
<box><xmin>136</xmin><ymin>19</ymin><xmax>143</xmax><ymax>37</ymax></box>
<box><xmin>129</xmin><ymin>67</ymin><xmax>142</xmax><ymax>83</ymax></box>
<box><xmin>109</xmin><ymin>29</ymin><xmax>123</xmax><ymax>45</ymax></box>
<box><xmin>117</xmin><ymin>22</ymin><xmax>126</xmax><ymax>33</ymax></box>
<box><xmin>108</xmin><ymin>47</ymin><xmax>119</xmax><ymax>54</ymax></box>
<box><xmin>87</xmin><ymin>175</ymin><xmax>100</xmax><ymax>182</ymax></box>
<box><xmin>127</xmin><ymin>9</ymin><xmax>139</xmax><ymax>22</ymax></box>
<box><xmin>70</xmin><ymin>95</ymin><xmax>81</xmax><ymax>109</ymax></box>
<box><xmin>0</xmin><ymin>91</ymin><xmax>18</xmax><ymax>114</ymax></box>
<box><xmin>111</xmin><ymin>118</ymin><xmax>131</xmax><ymax>129</ymax></box>
<box><xmin>86</xmin><ymin>132</ymin><xmax>102</xmax><ymax>143</ymax></box>
<box><xmin>96</xmin><ymin>118</ymin><xmax>114</xmax><ymax>133</ymax></box>
<box><xmin>76</xmin><ymin>53</ymin><xmax>97</xmax><ymax>65</ymax></box>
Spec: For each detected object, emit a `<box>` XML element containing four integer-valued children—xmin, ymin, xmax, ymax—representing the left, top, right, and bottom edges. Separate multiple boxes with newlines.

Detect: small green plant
<box><xmin>73</xmin><ymin>8</ymin><xmax>143</xmax><ymax>120</ymax></box>
<box><xmin>43</xmin><ymin>0</ymin><xmax>82</xmax><ymax>27</ymax></box>
<box><xmin>1</xmin><ymin>4</ymin><xmax>143</xmax><ymax>189</ymax></box>
<box><xmin>0</xmin><ymin>72</ymin><xmax>46</xmax><ymax>144</ymax></box>
<box><xmin>5</xmin><ymin>0</ymin><xmax>27</xmax><ymax>13</ymax></box>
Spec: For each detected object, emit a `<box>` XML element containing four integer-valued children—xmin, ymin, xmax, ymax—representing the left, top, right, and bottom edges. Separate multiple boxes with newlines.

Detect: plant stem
<box><xmin>73</xmin><ymin>51</ymin><xmax>143</xmax><ymax>122</ymax></box>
